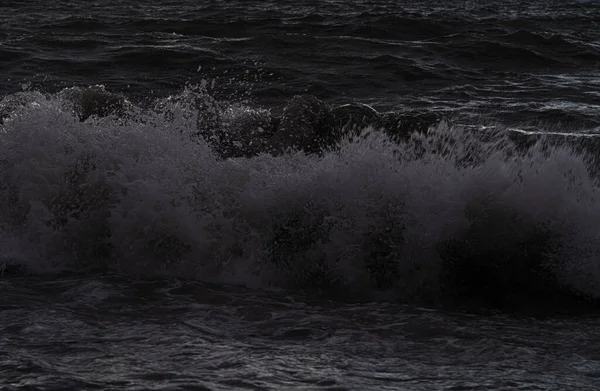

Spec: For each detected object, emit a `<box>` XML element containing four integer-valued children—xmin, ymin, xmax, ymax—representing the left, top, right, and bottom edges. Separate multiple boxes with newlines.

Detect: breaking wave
<box><xmin>2</xmin><ymin>85</ymin><xmax>600</xmax><ymax>313</ymax></box>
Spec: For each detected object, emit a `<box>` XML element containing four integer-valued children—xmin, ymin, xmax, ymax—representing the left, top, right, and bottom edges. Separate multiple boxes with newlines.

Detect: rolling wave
<box><xmin>1</xmin><ymin>86</ymin><xmax>600</xmax><ymax>314</ymax></box>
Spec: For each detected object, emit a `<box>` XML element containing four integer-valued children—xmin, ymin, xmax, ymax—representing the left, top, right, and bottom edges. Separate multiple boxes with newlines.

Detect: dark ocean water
<box><xmin>2</xmin><ymin>0</ymin><xmax>600</xmax><ymax>389</ymax></box>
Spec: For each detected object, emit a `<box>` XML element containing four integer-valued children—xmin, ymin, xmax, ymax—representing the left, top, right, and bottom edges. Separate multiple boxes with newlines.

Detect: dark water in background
<box><xmin>1</xmin><ymin>0</ymin><xmax>600</xmax><ymax>127</ymax></box>
<box><xmin>2</xmin><ymin>0</ymin><xmax>600</xmax><ymax>390</ymax></box>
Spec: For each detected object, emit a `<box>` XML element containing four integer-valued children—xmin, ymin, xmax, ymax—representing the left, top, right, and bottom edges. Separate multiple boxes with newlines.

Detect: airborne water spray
<box><xmin>1</xmin><ymin>87</ymin><xmax>600</xmax><ymax>311</ymax></box>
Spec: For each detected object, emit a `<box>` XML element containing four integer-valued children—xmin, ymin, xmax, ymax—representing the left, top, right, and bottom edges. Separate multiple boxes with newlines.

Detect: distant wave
<box><xmin>1</xmin><ymin>86</ymin><xmax>600</xmax><ymax>315</ymax></box>
<box><xmin>2</xmin><ymin>0</ymin><xmax>599</xmax><ymax>112</ymax></box>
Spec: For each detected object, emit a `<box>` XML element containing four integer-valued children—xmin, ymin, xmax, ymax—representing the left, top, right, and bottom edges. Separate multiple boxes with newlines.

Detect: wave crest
<box><xmin>1</xmin><ymin>87</ymin><xmax>600</xmax><ymax>313</ymax></box>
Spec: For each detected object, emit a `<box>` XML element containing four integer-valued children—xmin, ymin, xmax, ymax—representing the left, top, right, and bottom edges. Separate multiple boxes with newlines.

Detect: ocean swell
<box><xmin>1</xmin><ymin>86</ymin><xmax>600</xmax><ymax>313</ymax></box>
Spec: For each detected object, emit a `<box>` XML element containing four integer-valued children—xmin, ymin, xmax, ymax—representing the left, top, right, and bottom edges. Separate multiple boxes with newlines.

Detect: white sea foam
<box><xmin>1</xmin><ymin>89</ymin><xmax>599</xmax><ymax>304</ymax></box>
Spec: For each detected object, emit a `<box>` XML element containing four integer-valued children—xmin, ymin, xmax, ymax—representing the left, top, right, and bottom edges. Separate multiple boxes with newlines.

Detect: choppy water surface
<box><xmin>1</xmin><ymin>0</ymin><xmax>599</xmax><ymax>128</ymax></box>
<box><xmin>2</xmin><ymin>0</ymin><xmax>600</xmax><ymax>389</ymax></box>
<box><xmin>3</xmin><ymin>276</ymin><xmax>600</xmax><ymax>390</ymax></box>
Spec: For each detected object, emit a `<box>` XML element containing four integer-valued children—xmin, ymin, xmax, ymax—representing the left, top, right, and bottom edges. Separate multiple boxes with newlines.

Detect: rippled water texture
<box><xmin>1</xmin><ymin>0</ymin><xmax>599</xmax><ymax>128</ymax></box>
<box><xmin>3</xmin><ymin>276</ymin><xmax>600</xmax><ymax>390</ymax></box>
